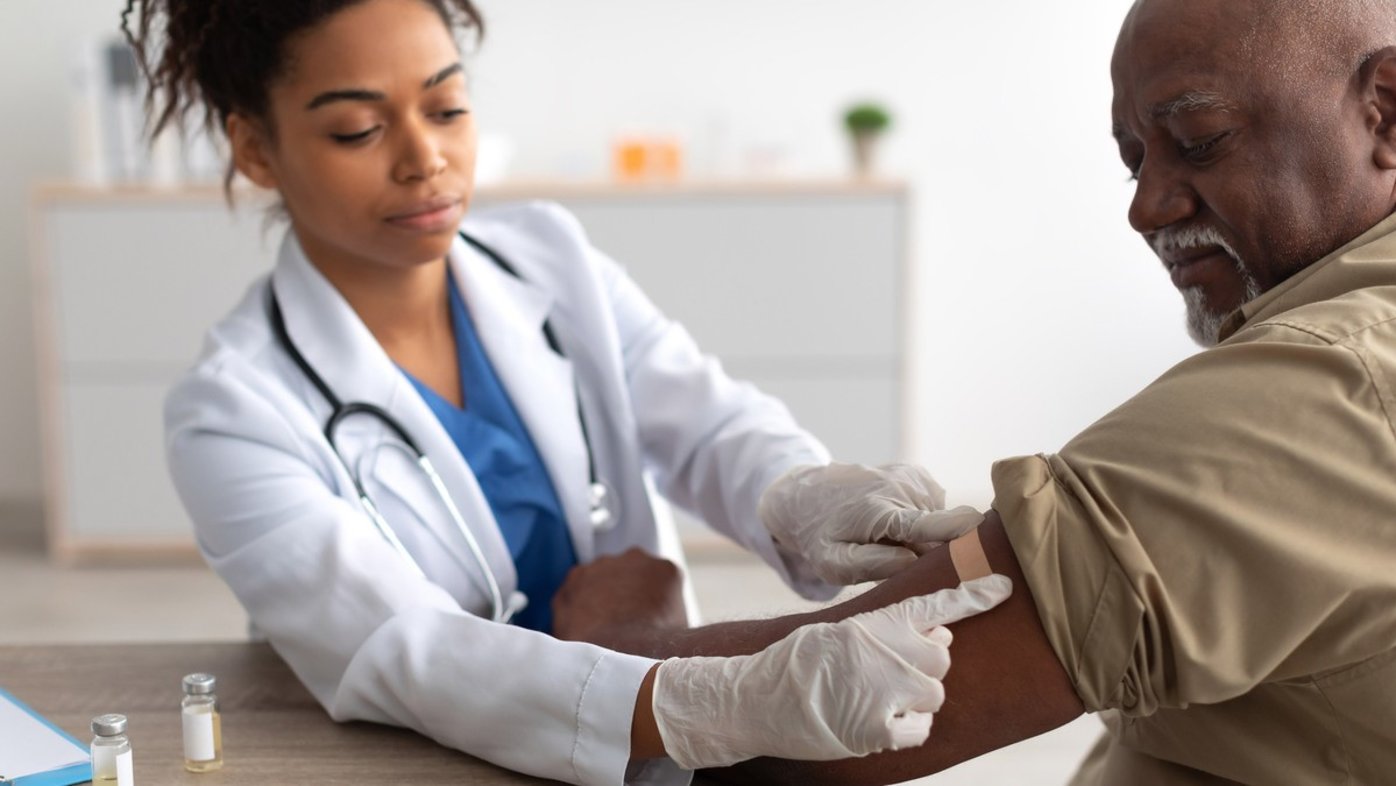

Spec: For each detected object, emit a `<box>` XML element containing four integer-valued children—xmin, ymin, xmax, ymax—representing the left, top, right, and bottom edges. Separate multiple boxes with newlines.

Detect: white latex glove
<box><xmin>652</xmin><ymin>574</ymin><xmax>1012</xmax><ymax>770</ymax></box>
<box><xmin>759</xmin><ymin>462</ymin><xmax>986</xmax><ymax>584</ymax></box>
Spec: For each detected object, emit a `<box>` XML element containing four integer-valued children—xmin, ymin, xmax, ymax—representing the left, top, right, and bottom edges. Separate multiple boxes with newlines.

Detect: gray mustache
<box><xmin>1150</xmin><ymin>225</ymin><xmax>1240</xmax><ymax>261</ymax></box>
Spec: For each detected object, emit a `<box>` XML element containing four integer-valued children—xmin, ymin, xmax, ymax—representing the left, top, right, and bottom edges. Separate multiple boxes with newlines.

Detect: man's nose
<box><xmin>1128</xmin><ymin>158</ymin><xmax>1198</xmax><ymax>235</ymax></box>
<box><xmin>392</xmin><ymin>119</ymin><xmax>447</xmax><ymax>183</ymax></box>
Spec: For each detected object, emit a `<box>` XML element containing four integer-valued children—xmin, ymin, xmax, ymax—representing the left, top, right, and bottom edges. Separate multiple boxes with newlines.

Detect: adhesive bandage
<box><xmin>947</xmin><ymin>528</ymin><xmax>991</xmax><ymax>582</ymax></box>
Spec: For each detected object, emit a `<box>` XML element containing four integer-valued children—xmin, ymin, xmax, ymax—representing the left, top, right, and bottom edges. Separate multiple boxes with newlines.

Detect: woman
<box><xmin>125</xmin><ymin>0</ymin><xmax>1010</xmax><ymax>782</ymax></box>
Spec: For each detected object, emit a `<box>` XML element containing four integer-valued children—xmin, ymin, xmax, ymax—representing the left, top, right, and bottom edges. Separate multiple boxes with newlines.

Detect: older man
<box><xmin>555</xmin><ymin>0</ymin><xmax>1396</xmax><ymax>783</ymax></box>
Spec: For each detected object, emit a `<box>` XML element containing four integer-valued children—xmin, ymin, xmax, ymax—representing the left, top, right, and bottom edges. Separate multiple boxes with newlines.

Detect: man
<box><xmin>555</xmin><ymin>0</ymin><xmax>1396</xmax><ymax>782</ymax></box>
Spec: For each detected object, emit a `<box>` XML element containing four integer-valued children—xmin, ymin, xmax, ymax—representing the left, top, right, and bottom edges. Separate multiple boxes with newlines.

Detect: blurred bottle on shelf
<box><xmin>67</xmin><ymin>36</ymin><xmax>228</xmax><ymax>189</ymax></box>
<box><xmin>105</xmin><ymin>40</ymin><xmax>145</xmax><ymax>183</ymax></box>
<box><xmin>69</xmin><ymin>40</ymin><xmax>109</xmax><ymax>186</ymax></box>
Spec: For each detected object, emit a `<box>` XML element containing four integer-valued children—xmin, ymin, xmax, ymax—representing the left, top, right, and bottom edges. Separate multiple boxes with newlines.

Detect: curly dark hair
<box><xmin>120</xmin><ymin>0</ymin><xmax>485</xmax><ymax>194</ymax></box>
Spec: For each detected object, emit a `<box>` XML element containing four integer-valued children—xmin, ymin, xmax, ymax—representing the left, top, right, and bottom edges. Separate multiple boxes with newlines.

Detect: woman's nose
<box><xmin>392</xmin><ymin>120</ymin><xmax>447</xmax><ymax>183</ymax></box>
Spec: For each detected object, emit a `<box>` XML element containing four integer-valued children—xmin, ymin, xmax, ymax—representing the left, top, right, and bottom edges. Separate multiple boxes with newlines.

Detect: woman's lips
<box><xmin>1170</xmin><ymin>250</ymin><xmax>1233</xmax><ymax>290</ymax></box>
<box><xmin>385</xmin><ymin>199</ymin><xmax>463</xmax><ymax>233</ymax></box>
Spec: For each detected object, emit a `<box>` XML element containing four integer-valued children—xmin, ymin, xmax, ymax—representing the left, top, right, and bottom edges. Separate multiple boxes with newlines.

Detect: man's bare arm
<box><xmin>556</xmin><ymin>512</ymin><xmax>1085</xmax><ymax>785</ymax></box>
<box><xmin>708</xmin><ymin>511</ymin><xmax>1083</xmax><ymax>785</ymax></box>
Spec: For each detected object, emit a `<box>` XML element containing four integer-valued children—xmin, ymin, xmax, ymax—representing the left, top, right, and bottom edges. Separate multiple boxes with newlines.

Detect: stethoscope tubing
<box><xmin>266</xmin><ymin>233</ymin><xmax>612</xmax><ymax>624</ymax></box>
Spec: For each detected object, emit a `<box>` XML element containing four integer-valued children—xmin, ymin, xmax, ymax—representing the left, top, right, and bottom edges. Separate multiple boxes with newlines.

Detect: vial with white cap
<box><xmin>181</xmin><ymin>673</ymin><xmax>223</xmax><ymax>772</ymax></box>
<box><xmin>90</xmin><ymin>713</ymin><xmax>134</xmax><ymax>785</ymax></box>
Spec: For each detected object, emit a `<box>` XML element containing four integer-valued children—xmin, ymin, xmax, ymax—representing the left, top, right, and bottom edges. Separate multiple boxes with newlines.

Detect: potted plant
<box><xmin>844</xmin><ymin>103</ymin><xmax>892</xmax><ymax>178</ymax></box>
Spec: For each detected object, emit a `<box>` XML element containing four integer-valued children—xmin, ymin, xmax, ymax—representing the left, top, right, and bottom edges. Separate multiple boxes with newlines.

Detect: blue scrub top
<box><xmin>402</xmin><ymin>273</ymin><xmax>579</xmax><ymax>633</ymax></box>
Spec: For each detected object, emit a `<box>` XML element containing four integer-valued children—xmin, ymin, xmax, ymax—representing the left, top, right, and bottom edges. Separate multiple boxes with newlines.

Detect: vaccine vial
<box><xmin>90</xmin><ymin>713</ymin><xmax>134</xmax><ymax>785</ymax></box>
<box><xmin>181</xmin><ymin>673</ymin><xmax>223</xmax><ymax>772</ymax></box>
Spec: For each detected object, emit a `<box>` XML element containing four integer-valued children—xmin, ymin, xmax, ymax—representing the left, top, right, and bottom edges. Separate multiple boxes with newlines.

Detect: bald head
<box><xmin>1243</xmin><ymin>0</ymin><xmax>1396</xmax><ymax>81</ymax></box>
<box><xmin>1122</xmin><ymin>0</ymin><xmax>1396</xmax><ymax>85</ymax></box>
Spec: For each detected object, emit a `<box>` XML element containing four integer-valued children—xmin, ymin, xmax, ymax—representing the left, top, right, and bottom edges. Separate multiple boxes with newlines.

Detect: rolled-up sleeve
<box><xmin>993</xmin><ymin>330</ymin><xmax>1396</xmax><ymax>717</ymax></box>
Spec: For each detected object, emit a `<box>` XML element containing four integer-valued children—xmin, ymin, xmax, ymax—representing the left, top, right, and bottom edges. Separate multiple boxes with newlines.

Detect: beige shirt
<box><xmin>995</xmin><ymin>212</ymin><xmax>1396</xmax><ymax>785</ymax></box>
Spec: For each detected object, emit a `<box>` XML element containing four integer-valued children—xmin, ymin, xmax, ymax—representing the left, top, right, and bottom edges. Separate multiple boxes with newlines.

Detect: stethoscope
<box><xmin>268</xmin><ymin>232</ymin><xmax>616</xmax><ymax>624</ymax></box>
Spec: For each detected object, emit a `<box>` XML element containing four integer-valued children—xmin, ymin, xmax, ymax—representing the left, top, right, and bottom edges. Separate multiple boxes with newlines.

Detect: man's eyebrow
<box><xmin>305</xmin><ymin>63</ymin><xmax>463</xmax><ymax>110</ymax></box>
<box><xmin>1149</xmin><ymin>90</ymin><xmax>1236</xmax><ymax>121</ymax></box>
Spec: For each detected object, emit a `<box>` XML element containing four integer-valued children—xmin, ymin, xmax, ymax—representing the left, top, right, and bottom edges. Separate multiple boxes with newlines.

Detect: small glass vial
<box><xmin>90</xmin><ymin>713</ymin><xmax>134</xmax><ymax>785</ymax></box>
<box><xmin>181</xmin><ymin>673</ymin><xmax>223</xmax><ymax>772</ymax></box>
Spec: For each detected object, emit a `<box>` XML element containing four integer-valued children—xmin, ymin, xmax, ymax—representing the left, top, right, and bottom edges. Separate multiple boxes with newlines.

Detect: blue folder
<box><xmin>0</xmin><ymin>687</ymin><xmax>93</xmax><ymax>786</ymax></box>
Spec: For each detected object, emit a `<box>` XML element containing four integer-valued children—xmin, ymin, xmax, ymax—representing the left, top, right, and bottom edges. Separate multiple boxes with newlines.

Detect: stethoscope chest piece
<box><xmin>589</xmin><ymin>481</ymin><xmax>617</xmax><ymax>531</ymax></box>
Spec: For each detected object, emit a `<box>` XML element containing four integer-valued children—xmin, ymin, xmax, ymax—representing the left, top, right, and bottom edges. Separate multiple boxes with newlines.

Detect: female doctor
<box><xmin>125</xmin><ymin>0</ymin><xmax>1010</xmax><ymax>782</ymax></box>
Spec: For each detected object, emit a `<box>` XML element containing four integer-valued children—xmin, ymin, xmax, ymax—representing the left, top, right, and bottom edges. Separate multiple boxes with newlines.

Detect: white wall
<box><xmin>0</xmin><ymin>1</ymin><xmax>135</xmax><ymax>508</ymax></box>
<box><xmin>0</xmin><ymin>0</ymin><xmax>1195</xmax><ymax>516</ymax></box>
<box><xmin>467</xmin><ymin>0</ymin><xmax>1198</xmax><ymax>507</ymax></box>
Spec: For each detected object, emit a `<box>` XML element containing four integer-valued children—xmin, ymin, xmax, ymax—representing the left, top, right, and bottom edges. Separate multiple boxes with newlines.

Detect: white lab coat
<box><xmin>164</xmin><ymin>202</ymin><xmax>834</xmax><ymax>786</ymax></box>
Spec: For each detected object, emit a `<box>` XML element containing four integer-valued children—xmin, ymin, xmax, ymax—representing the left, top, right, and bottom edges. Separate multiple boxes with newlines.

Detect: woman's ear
<box><xmin>226</xmin><ymin>113</ymin><xmax>279</xmax><ymax>189</ymax></box>
<box><xmin>1363</xmin><ymin>47</ymin><xmax>1396</xmax><ymax>170</ymax></box>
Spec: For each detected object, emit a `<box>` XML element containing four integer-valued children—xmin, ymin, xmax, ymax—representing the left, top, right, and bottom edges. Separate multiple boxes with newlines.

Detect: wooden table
<box><xmin>2</xmin><ymin>642</ymin><xmax>556</xmax><ymax>784</ymax></box>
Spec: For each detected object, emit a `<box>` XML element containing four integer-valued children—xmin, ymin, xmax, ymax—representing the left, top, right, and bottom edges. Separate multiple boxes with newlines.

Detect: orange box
<box><xmin>613</xmin><ymin>138</ymin><xmax>650</xmax><ymax>182</ymax></box>
<box><xmin>612</xmin><ymin>136</ymin><xmax>683</xmax><ymax>183</ymax></box>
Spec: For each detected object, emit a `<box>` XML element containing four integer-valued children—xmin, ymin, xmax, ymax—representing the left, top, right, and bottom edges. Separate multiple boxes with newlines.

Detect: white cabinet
<box><xmin>33</xmin><ymin>192</ymin><xmax>278</xmax><ymax>561</ymax></box>
<box><xmin>33</xmin><ymin>182</ymin><xmax>910</xmax><ymax>561</ymax></box>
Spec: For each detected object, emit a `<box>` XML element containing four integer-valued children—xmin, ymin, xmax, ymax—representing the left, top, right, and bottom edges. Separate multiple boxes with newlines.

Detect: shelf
<box><xmin>33</xmin><ymin>181</ymin><xmax>911</xmax><ymax>562</ymax></box>
<box><xmin>33</xmin><ymin>177</ymin><xmax>909</xmax><ymax>205</ymax></box>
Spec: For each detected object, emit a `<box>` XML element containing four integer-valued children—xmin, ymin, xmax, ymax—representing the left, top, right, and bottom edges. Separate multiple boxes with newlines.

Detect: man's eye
<box><xmin>1181</xmin><ymin>132</ymin><xmax>1230</xmax><ymax>160</ymax></box>
<box><xmin>331</xmin><ymin>126</ymin><xmax>380</xmax><ymax>144</ymax></box>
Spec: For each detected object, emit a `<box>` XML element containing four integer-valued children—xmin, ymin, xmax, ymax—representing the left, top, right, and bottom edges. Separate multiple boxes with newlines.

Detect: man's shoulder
<box><xmin>1239</xmin><ymin>284</ymin><xmax>1396</xmax><ymax>349</ymax></box>
<box><xmin>1078</xmin><ymin>290</ymin><xmax>1395</xmax><ymax>445</ymax></box>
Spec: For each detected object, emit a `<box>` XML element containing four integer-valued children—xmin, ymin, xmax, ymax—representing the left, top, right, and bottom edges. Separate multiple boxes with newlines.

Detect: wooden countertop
<box><xmin>1</xmin><ymin>642</ymin><xmax>557</xmax><ymax>785</ymax></box>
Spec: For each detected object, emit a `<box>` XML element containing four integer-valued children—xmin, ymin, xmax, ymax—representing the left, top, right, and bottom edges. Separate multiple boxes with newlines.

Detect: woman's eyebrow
<box><xmin>423</xmin><ymin>62</ymin><xmax>463</xmax><ymax>89</ymax></box>
<box><xmin>306</xmin><ymin>88</ymin><xmax>385</xmax><ymax>110</ymax></box>
<box><xmin>305</xmin><ymin>63</ymin><xmax>463</xmax><ymax>110</ymax></box>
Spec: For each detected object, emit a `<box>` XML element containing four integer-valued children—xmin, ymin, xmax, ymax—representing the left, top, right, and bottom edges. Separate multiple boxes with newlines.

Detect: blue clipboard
<box><xmin>0</xmin><ymin>686</ymin><xmax>93</xmax><ymax>786</ymax></box>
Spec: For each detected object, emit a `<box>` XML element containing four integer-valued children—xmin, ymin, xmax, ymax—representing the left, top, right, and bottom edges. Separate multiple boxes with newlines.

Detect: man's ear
<box><xmin>1362</xmin><ymin>46</ymin><xmax>1396</xmax><ymax>170</ymax></box>
<box><xmin>226</xmin><ymin>113</ymin><xmax>279</xmax><ymax>189</ymax></box>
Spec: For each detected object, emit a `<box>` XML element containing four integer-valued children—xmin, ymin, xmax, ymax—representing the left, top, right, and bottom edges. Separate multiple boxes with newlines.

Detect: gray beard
<box><xmin>1182</xmin><ymin>259</ymin><xmax>1262</xmax><ymax>346</ymax></box>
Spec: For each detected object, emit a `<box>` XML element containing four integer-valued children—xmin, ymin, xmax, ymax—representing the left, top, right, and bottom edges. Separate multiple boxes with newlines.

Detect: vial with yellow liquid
<box><xmin>90</xmin><ymin>713</ymin><xmax>134</xmax><ymax>785</ymax></box>
<box><xmin>181</xmin><ymin>673</ymin><xmax>223</xmax><ymax>772</ymax></box>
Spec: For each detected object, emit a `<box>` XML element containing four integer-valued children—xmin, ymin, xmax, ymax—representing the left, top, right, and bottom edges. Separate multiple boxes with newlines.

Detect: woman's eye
<box><xmin>330</xmin><ymin>126</ymin><xmax>380</xmax><ymax>144</ymax></box>
<box><xmin>437</xmin><ymin>108</ymin><xmax>469</xmax><ymax>121</ymax></box>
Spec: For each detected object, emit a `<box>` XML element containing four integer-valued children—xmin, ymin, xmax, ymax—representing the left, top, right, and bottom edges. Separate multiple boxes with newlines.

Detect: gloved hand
<box><xmin>651</xmin><ymin>574</ymin><xmax>1012</xmax><ymax>769</ymax></box>
<box><xmin>759</xmin><ymin>462</ymin><xmax>986</xmax><ymax>584</ymax></box>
